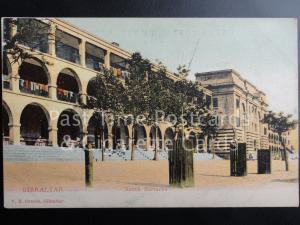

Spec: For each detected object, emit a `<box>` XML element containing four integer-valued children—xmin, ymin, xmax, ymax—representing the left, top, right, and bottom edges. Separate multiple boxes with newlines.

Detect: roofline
<box><xmin>50</xmin><ymin>18</ymin><xmax>182</xmax><ymax>81</ymax></box>
<box><xmin>195</xmin><ymin>69</ymin><xmax>266</xmax><ymax>95</ymax></box>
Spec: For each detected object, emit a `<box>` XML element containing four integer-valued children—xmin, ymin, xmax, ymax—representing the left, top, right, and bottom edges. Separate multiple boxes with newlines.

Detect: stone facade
<box><xmin>195</xmin><ymin>69</ymin><xmax>292</xmax><ymax>158</ymax></box>
<box><xmin>2</xmin><ymin>18</ymin><xmax>212</xmax><ymax>153</ymax></box>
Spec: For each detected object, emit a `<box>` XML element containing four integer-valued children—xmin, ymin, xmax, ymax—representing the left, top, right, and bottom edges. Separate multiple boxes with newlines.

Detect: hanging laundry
<box><xmin>117</xmin><ymin>68</ymin><xmax>122</xmax><ymax>76</ymax></box>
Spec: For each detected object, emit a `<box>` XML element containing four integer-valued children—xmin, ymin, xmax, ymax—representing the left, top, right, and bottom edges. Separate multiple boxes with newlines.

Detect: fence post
<box><xmin>169</xmin><ymin>135</ymin><xmax>194</xmax><ymax>187</ymax></box>
<box><xmin>257</xmin><ymin>149</ymin><xmax>271</xmax><ymax>174</ymax></box>
<box><xmin>230</xmin><ymin>142</ymin><xmax>247</xmax><ymax>176</ymax></box>
<box><xmin>84</xmin><ymin>143</ymin><xmax>93</xmax><ymax>187</ymax></box>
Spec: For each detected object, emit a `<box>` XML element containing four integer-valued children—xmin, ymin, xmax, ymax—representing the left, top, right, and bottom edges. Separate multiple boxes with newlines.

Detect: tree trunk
<box><xmin>280</xmin><ymin>134</ymin><xmax>289</xmax><ymax>171</ymax></box>
<box><xmin>131</xmin><ymin>125</ymin><xmax>135</xmax><ymax>160</ymax></box>
<box><xmin>153</xmin><ymin>126</ymin><xmax>159</xmax><ymax>161</ymax></box>
<box><xmin>84</xmin><ymin>144</ymin><xmax>93</xmax><ymax>187</ymax></box>
<box><xmin>101</xmin><ymin>129</ymin><xmax>105</xmax><ymax>161</ymax></box>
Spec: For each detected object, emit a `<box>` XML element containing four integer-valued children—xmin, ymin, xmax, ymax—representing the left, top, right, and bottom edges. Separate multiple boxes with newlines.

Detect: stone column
<box><xmin>48</xmin><ymin>22</ymin><xmax>56</xmax><ymax>56</ymax></box>
<box><xmin>145</xmin><ymin>126</ymin><xmax>151</xmax><ymax>151</ymax></box>
<box><xmin>81</xmin><ymin>128</ymin><xmax>88</xmax><ymax>148</ymax></box>
<box><xmin>48</xmin><ymin>125</ymin><xmax>58</xmax><ymax>147</ymax></box>
<box><xmin>79</xmin><ymin>39</ymin><xmax>86</xmax><ymax>67</ymax></box>
<box><xmin>48</xmin><ymin>85</ymin><xmax>57</xmax><ymax>100</ymax></box>
<box><xmin>10</xmin><ymin>62</ymin><xmax>20</xmax><ymax>93</ymax></box>
<box><xmin>107</xmin><ymin>124</ymin><xmax>113</xmax><ymax>150</ymax></box>
<box><xmin>79</xmin><ymin>92</ymin><xmax>87</xmax><ymax>105</ymax></box>
<box><xmin>104</xmin><ymin>50</ymin><xmax>111</xmax><ymax>69</ymax></box>
<box><xmin>9</xmin><ymin>123</ymin><xmax>21</xmax><ymax>145</ymax></box>
<box><xmin>161</xmin><ymin>131</ymin><xmax>165</xmax><ymax>151</ymax></box>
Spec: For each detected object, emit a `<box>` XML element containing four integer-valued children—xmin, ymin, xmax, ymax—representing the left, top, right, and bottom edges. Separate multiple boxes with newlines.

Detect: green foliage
<box><xmin>3</xmin><ymin>18</ymin><xmax>50</xmax><ymax>64</ymax></box>
<box><xmin>176</xmin><ymin>64</ymin><xmax>190</xmax><ymax>78</ymax></box>
<box><xmin>262</xmin><ymin>111</ymin><xmax>297</xmax><ymax>135</ymax></box>
<box><xmin>262</xmin><ymin>111</ymin><xmax>297</xmax><ymax>171</ymax></box>
<box><xmin>123</xmin><ymin>52</ymin><xmax>152</xmax><ymax>119</ymax></box>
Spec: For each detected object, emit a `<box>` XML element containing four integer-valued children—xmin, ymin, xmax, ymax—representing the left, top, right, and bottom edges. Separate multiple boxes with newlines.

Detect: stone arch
<box><xmin>20</xmin><ymin>102</ymin><xmax>50</xmax><ymax>145</ymax></box>
<box><xmin>134</xmin><ymin>124</ymin><xmax>147</xmax><ymax>149</ymax></box>
<box><xmin>86</xmin><ymin>76</ymin><xmax>97</xmax><ymax>106</ymax></box>
<box><xmin>2</xmin><ymin>101</ymin><xmax>13</xmax><ymax>125</ymax></box>
<box><xmin>188</xmin><ymin>131</ymin><xmax>197</xmax><ymax>149</ymax></box>
<box><xmin>112</xmin><ymin>119</ymin><xmax>129</xmax><ymax>150</ymax></box>
<box><xmin>2</xmin><ymin>101</ymin><xmax>13</xmax><ymax>140</ymax></box>
<box><xmin>57</xmin><ymin>108</ymin><xmax>83</xmax><ymax>147</ymax></box>
<box><xmin>57</xmin><ymin>68</ymin><xmax>82</xmax><ymax>103</ymax></box>
<box><xmin>164</xmin><ymin>127</ymin><xmax>175</xmax><ymax>151</ymax></box>
<box><xmin>87</xmin><ymin>113</ymin><xmax>108</xmax><ymax>149</ymax></box>
<box><xmin>150</xmin><ymin>126</ymin><xmax>162</xmax><ymax>149</ymax></box>
<box><xmin>19</xmin><ymin>57</ymin><xmax>51</xmax><ymax>84</ymax></box>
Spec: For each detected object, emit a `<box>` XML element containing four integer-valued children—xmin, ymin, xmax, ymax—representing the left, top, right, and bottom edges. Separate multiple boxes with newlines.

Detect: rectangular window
<box><xmin>85</xmin><ymin>42</ymin><xmax>105</xmax><ymax>71</ymax></box>
<box><xmin>213</xmin><ymin>98</ymin><xmax>218</xmax><ymax>108</ymax></box>
<box><xmin>236</xmin><ymin>117</ymin><xmax>240</xmax><ymax>127</ymax></box>
<box><xmin>206</xmin><ymin>95</ymin><xmax>212</xmax><ymax>109</ymax></box>
<box><xmin>55</xmin><ymin>29</ymin><xmax>80</xmax><ymax>64</ymax></box>
<box><xmin>110</xmin><ymin>53</ymin><xmax>126</xmax><ymax>69</ymax></box>
<box><xmin>17</xmin><ymin>18</ymin><xmax>49</xmax><ymax>53</ymax></box>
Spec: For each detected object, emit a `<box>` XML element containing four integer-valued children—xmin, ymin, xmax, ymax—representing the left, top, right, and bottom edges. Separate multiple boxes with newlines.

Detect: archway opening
<box><xmin>2</xmin><ymin>105</ymin><xmax>10</xmax><ymax>144</ymax></box>
<box><xmin>57</xmin><ymin>69</ymin><xmax>80</xmax><ymax>103</ymax></box>
<box><xmin>57</xmin><ymin>109</ymin><xmax>82</xmax><ymax>147</ymax></box>
<box><xmin>134</xmin><ymin>125</ymin><xmax>146</xmax><ymax>149</ymax></box>
<box><xmin>20</xmin><ymin>104</ymin><xmax>49</xmax><ymax>145</ymax></box>
<box><xmin>19</xmin><ymin>58</ymin><xmax>49</xmax><ymax>97</ymax></box>
<box><xmin>188</xmin><ymin>131</ymin><xmax>197</xmax><ymax>150</ymax></box>
<box><xmin>112</xmin><ymin>120</ymin><xmax>129</xmax><ymax>150</ymax></box>
<box><xmin>87</xmin><ymin>114</ymin><xmax>108</xmax><ymax>149</ymax></box>
<box><xmin>150</xmin><ymin>126</ymin><xmax>162</xmax><ymax>150</ymax></box>
<box><xmin>2</xmin><ymin>58</ymin><xmax>11</xmax><ymax>89</ymax></box>
<box><xmin>164</xmin><ymin>127</ymin><xmax>174</xmax><ymax>151</ymax></box>
<box><xmin>86</xmin><ymin>78</ymin><xmax>97</xmax><ymax>107</ymax></box>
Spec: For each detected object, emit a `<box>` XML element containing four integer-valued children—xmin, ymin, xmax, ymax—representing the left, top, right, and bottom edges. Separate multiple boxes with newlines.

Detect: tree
<box><xmin>3</xmin><ymin>18</ymin><xmax>51</xmax><ymax>65</ymax></box>
<box><xmin>87</xmin><ymin>67</ymin><xmax>126</xmax><ymax>161</ymax></box>
<box><xmin>123</xmin><ymin>52</ymin><xmax>152</xmax><ymax>160</ymax></box>
<box><xmin>146</xmin><ymin>63</ymin><xmax>178</xmax><ymax>160</ymax></box>
<box><xmin>262</xmin><ymin>111</ymin><xmax>297</xmax><ymax>171</ymax></box>
<box><xmin>199</xmin><ymin>112</ymin><xmax>219</xmax><ymax>158</ymax></box>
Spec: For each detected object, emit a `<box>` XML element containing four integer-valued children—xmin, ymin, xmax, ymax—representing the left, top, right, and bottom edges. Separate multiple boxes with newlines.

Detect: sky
<box><xmin>65</xmin><ymin>18</ymin><xmax>298</xmax><ymax>118</ymax></box>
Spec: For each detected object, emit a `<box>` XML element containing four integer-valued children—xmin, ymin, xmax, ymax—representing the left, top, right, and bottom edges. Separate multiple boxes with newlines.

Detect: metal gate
<box><xmin>257</xmin><ymin>149</ymin><xmax>271</xmax><ymax>174</ymax></box>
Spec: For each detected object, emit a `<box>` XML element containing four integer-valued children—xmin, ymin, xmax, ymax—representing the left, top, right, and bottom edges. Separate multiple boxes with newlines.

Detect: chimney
<box><xmin>111</xmin><ymin>42</ymin><xmax>119</xmax><ymax>47</ymax></box>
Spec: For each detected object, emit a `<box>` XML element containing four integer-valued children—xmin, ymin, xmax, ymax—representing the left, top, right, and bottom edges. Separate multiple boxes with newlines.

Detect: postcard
<box><xmin>2</xmin><ymin>18</ymin><xmax>298</xmax><ymax>207</ymax></box>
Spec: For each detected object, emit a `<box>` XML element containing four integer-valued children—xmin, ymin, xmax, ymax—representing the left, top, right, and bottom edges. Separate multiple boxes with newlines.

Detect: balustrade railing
<box><xmin>57</xmin><ymin>88</ymin><xmax>79</xmax><ymax>104</ymax></box>
<box><xmin>19</xmin><ymin>79</ymin><xmax>49</xmax><ymax>97</ymax></box>
<box><xmin>2</xmin><ymin>74</ymin><xmax>10</xmax><ymax>89</ymax></box>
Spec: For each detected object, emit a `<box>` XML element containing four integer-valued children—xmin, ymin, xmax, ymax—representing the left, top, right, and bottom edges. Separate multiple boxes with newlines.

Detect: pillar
<box><xmin>9</xmin><ymin>123</ymin><xmax>21</xmax><ymax>145</ymax></box>
<box><xmin>79</xmin><ymin>39</ymin><xmax>86</xmax><ymax>67</ymax></box>
<box><xmin>48</xmin><ymin>85</ymin><xmax>57</xmax><ymax>100</ymax></box>
<box><xmin>161</xmin><ymin>131</ymin><xmax>165</xmax><ymax>151</ymax></box>
<box><xmin>48</xmin><ymin>22</ymin><xmax>56</xmax><ymax>56</ymax></box>
<box><xmin>48</xmin><ymin>125</ymin><xmax>58</xmax><ymax>147</ymax></box>
<box><xmin>107</xmin><ymin>124</ymin><xmax>113</xmax><ymax>149</ymax></box>
<box><xmin>81</xmin><ymin>129</ymin><xmax>88</xmax><ymax>148</ymax></box>
<box><xmin>104</xmin><ymin>50</ymin><xmax>111</xmax><ymax>69</ymax></box>
<box><xmin>10</xmin><ymin>62</ymin><xmax>20</xmax><ymax>93</ymax></box>
<box><xmin>79</xmin><ymin>92</ymin><xmax>87</xmax><ymax>105</ymax></box>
